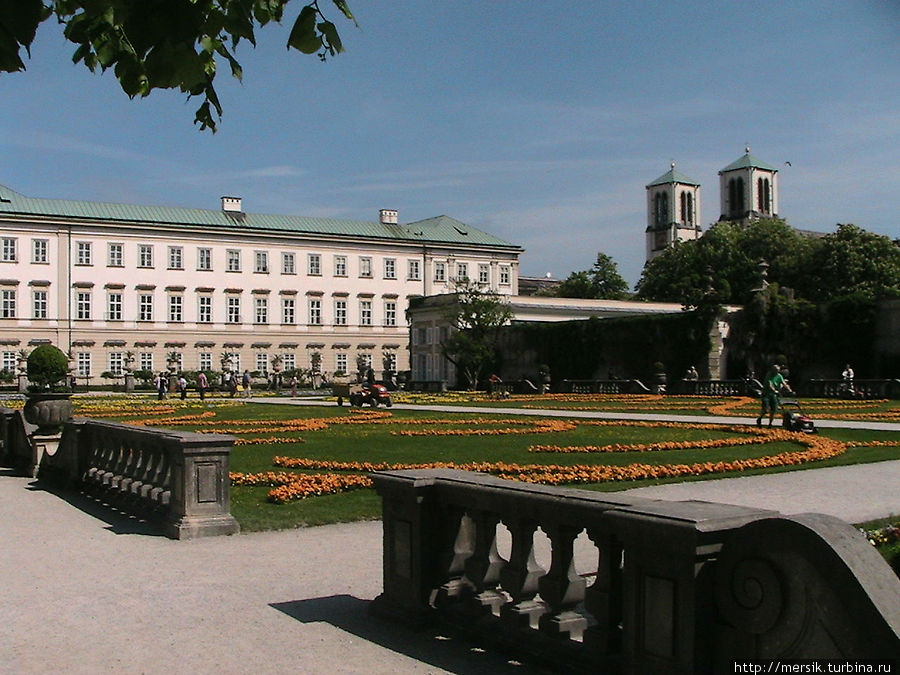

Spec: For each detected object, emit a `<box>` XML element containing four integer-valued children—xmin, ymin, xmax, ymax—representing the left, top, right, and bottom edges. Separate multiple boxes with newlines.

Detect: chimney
<box><xmin>222</xmin><ymin>196</ymin><xmax>243</xmax><ymax>213</ymax></box>
<box><xmin>379</xmin><ymin>208</ymin><xmax>398</xmax><ymax>225</ymax></box>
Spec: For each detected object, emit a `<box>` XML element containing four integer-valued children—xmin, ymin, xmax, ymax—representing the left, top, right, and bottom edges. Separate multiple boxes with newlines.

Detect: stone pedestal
<box><xmin>124</xmin><ymin>373</ymin><xmax>135</xmax><ymax>393</ymax></box>
<box><xmin>27</xmin><ymin>432</ymin><xmax>62</xmax><ymax>478</ymax></box>
<box><xmin>17</xmin><ymin>374</ymin><xmax>27</xmax><ymax>393</ymax></box>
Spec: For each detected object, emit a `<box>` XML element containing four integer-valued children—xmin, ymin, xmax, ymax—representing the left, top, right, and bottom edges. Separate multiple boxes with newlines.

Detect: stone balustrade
<box><xmin>560</xmin><ymin>379</ymin><xmax>652</xmax><ymax>395</ymax></box>
<box><xmin>803</xmin><ymin>378</ymin><xmax>900</xmax><ymax>399</ymax></box>
<box><xmin>1</xmin><ymin>408</ymin><xmax>239</xmax><ymax>540</ymax></box>
<box><xmin>371</xmin><ymin>469</ymin><xmax>900</xmax><ymax>674</ymax></box>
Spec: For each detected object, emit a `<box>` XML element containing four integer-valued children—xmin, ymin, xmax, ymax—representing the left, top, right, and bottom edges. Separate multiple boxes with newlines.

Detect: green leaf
<box><xmin>318</xmin><ymin>20</ymin><xmax>342</xmax><ymax>55</ymax></box>
<box><xmin>287</xmin><ymin>5</ymin><xmax>321</xmax><ymax>54</ymax></box>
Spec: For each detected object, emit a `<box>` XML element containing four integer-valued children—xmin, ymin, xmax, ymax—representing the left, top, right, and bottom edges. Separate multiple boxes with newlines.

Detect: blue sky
<box><xmin>2</xmin><ymin>1</ymin><xmax>898</xmax><ymax>287</ymax></box>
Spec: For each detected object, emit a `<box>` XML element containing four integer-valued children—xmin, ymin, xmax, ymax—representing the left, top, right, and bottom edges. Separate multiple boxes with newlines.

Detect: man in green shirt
<box><xmin>757</xmin><ymin>364</ymin><xmax>792</xmax><ymax>427</ymax></box>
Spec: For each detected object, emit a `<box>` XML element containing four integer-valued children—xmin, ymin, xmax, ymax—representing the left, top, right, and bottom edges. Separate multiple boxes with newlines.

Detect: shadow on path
<box><xmin>25</xmin><ymin>479</ymin><xmax>165</xmax><ymax>537</ymax></box>
<box><xmin>271</xmin><ymin>594</ymin><xmax>553</xmax><ymax>674</ymax></box>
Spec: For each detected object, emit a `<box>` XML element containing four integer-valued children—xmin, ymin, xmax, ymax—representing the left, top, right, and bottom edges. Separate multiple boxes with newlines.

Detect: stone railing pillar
<box><xmin>369</xmin><ymin>469</ymin><xmax>442</xmax><ymax>623</ymax></box>
<box><xmin>163</xmin><ymin>431</ymin><xmax>240</xmax><ymax>539</ymax></box>
<box><xmin>604</xmin><ymin>501</ymin><xmax>776</xmax><ymax>675</ymax></box>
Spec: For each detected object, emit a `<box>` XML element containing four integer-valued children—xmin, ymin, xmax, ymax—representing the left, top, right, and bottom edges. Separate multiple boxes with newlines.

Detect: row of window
<box><xmin>2</xmin><ymin>350</ymin><xmax>394</xmax><ymax>378</ymax></box>
<box><xmin>1</xmin><ymin>288</ymin><xmax>401</xmax><ymax>326</ymax></box>
<box><xmin>0</xmin><ymin>238</ymin><xmax>512</xmax><ymax>284</ymax></box>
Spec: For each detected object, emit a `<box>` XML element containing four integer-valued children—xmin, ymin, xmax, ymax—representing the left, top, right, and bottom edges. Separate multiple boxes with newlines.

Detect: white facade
<box><xmin>0</xmin><ymin>184</ymin><xmax>521</xmax><ymax>383</ymax></box>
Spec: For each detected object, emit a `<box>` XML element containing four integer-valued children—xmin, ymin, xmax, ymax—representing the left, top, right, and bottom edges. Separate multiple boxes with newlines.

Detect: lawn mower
<box><xmin>781</xmin><ymin>399</ymin><xmax>817</xmax><ymax>433</ymax></box>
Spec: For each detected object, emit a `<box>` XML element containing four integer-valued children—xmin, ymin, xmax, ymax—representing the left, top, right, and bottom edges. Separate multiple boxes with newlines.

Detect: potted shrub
<box><xmin>24</xmin><ymin>344</ymin><xmax>74</xmax><ymax>432</ymax></box>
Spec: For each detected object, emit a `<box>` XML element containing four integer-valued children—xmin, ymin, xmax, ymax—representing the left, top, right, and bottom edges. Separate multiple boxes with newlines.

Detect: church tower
<box><xmin>645</xmin><ymin>163</ymin><xmax>702</xmax><ymax>262</ymax></box>
<box><xmin>718</xmin><ymin>147</ymin><xmax>779</xmax><ymax>223</ymax></box>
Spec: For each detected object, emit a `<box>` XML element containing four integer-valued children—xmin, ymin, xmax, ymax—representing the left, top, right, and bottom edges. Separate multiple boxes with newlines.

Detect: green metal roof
<box><xmin>646</xmin><ymin>166</ymin><xmax>701</xmax><ymax>188</ymax></box>
<box><xmin>0</xmin><ymin>183</ymin><xmax>520</xmax><ymax>250</ymax></box>
<box><xmin>719</xmin><ymin>151</ymin><xmax>779</xmax><ymax>174</ymax></box>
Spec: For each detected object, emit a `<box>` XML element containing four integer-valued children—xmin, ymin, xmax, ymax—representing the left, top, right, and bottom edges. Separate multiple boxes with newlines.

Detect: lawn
<box><xmin>68</xmin><ymin>394</ymin><xmax>900</xmax><ymax>532</ymax></box>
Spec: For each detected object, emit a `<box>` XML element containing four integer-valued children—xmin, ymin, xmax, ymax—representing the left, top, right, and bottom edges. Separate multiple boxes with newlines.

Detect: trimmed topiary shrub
<box><xmin>26</xmin><ymin>344</ymin><xmax>71</xmax><ymax>392</ymax></box>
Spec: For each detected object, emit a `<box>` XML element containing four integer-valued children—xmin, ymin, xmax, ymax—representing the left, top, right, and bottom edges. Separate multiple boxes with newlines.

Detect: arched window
<box><xmin>679</xmin><ymin>191</ymin><xmax>694</xmax><ymax>225</ymax></box>
<box><xmin>654</xmin><ymin>192</ymin><xmax>668</xmax><ymax>225</ymax></box>
<box><xmin>729</xmin><ymin>177</ymin><xmax>744</xmax><ymax>217</ymax></box>
<box><xmin>763</xmin><ymin>178</ymin><xmax>770</xmax><ymax>214</ymax></box>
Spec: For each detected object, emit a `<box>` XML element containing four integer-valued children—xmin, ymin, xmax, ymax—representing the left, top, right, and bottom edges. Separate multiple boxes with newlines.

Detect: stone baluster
<box><xmin>583</xmin><ymin>528</ymin><xmax>624</xmax><ymax>654</ymax></box>
<box><xmin>462</xmin><ymin>509</ymin><xmax>507</xmax><ymax>616</ymax></box>
<box><xmin>538</xmin><ymin>522</ymin><xmax>587</xmax><ymax>640</ymax></box>
<box><xmin>499</xmin><ymin>516</ymin><xmax>547</xmax><ymax>629</ymax></box>
<box><xmin>432</xmin><ymin>507</ymin><xmax>475</xmax><ymax>606</ymax></box>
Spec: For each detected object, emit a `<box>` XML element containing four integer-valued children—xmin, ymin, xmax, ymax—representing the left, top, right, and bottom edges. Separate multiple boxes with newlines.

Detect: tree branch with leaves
<box><xmin>0</xmin><ymin>0</ymin><xmax>355</xmax><ymax>131</ymax></box>
<box><xmin>439</xmin><ymin>280</ymin><xmax>513</xmax><ymax>391</ymax></box>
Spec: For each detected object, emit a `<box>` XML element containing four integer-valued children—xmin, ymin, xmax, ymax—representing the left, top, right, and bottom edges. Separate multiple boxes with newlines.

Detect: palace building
<box><xmin>0</xmin><ymin>183</ymin><xmax>522</xmax><ymax>383</ymax></box>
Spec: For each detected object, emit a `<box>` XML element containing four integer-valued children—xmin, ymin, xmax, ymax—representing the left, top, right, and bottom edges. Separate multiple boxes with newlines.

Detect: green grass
<box><xmin>72</xmin><ymin>396</ymin><xmax>900</xmax><ymax>532</ymax></box>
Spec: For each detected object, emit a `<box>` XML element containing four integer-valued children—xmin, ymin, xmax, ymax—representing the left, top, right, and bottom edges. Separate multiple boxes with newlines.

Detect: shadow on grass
<box><xmin>271</xmin><ymin>594</ymin><xmax>552</xmax><ymax>675</ymax></box>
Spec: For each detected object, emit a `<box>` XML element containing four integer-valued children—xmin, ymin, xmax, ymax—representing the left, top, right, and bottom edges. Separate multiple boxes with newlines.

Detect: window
<box><xmin>359</xmin><ymin>299</ymin><xmax>372</xmax><ymax>326</ymax></box>
<box><xmin>198</xmin><ymin>295</ymin><xmax>212</xmax><ymax>323</ymax></box>
<box><xmin>308</xmin><ymin>298</ymin><xmax>322</xmax><ymax>325</ymax></box>
<box><xmin>283</xmin><ymin>353</ymin><xmax>296</xmax><ymax>371</ymax></box>
<box><xmin>335</xmin><ymin>352</ymin><xmax>348</xmax><ymax>374</ymax></box>
<box><xmin>256</xmin><ymin>353</ymin><xmax>268</xmax><ymax>375</ymax></box>
<box><xmin>384</xmin><ymin>258</ymin><xmax>396</xmax><ymax>279</ymax></box>
<box><xmin>500</xmin><ymin>265</ymin><xmax>511</xmax><ymax>286</ymax></box>
<box><xmin>359</xmin><ymin>353</ymin><xmax>373</xmax><ymax>370</ymax></box>
<box><xmin>167</xmin><ymin>246</ymin><xmax>183</xmax><ymax>270</ymax></box>
<box><xmin>281</xmin><ymin>252</ymin><xmax>295</xmax><ymax>275</ymax></box>
<box><xmin>654</xmin><ymin>192</ymin><xmax>669</xmax><ymax>226</ymax></box>
<box><xmin>2</xmin><ymin>351</ymin><xmax>16</xmax><ymax>372</ymax></box>
<box><xmin>254</xmin><ymin>297</ymin><xmax>268</xmax><ymax>324</ymax></box>
<box><xmin>109</xmin><ymin>352</ymin><xmax>124</xmax><ymax>376</ymax></box>
<box><xmin>138</xmin><ymin>244</ymin><xmax>153</xmax><ymax>268</ymax></box>
<box><xmin>227</xmin><ymin>296</ymin><xmax>241</xmax><ymax>324</ymax></box>
<box><xmin>197</xmin><ymin>247</ymin><xmax>212</xmax><ymax>271</ymax></box>
<box><xmin>230</xmin><ymin>354</ymin><xmax>241</xmax><ymax>372</ymax></box>
<box><xmin>359</xmin><ymin>256</ymin><xmax>372</xmax><ymax>278</ymax></box>
<box><xmin>334</xmin><ymin>299</ymin><xmax>347</xmax><ymax>326</ymax></box>
<box><xmin>32</xmin><ymin>290</ymin><xmax>47</xmax><ymax>319</ymax></box>
<box><xmin>680</xmin><ymin>192</ymin><xmax>694</xmax><ymax>225</ymax></box>
<box><xmin>385</xmin><ymin>352</ymin><xmax>397</xmax><ymax>372</ymax></box>
<box><xmin>76</xmin><ymin>291</ymin><xmax>91</xmax><ymax>320</ymax></box>
<box><xmin>168</xmin><ymin>295</ymin><xmax>183</xmax><ymax>322</ymax></box>
<box><xmin>408</xmin><ymin>259</ymin><xmax>421</xmax><ymax>280</ymax></box>
<box><xmin>384</xmin><ymin>301</ymin><xmax>396</xmax><ymax>327</ymax></box>
<box><xmin>140</xmin><ymin>352</ymin><xmax>154</xmax><ymax>371</ymax></box>
<box><xmin>107</xmin><ymin>292</ymin><xmax>122</xmax><ymax>321</ymax></box>
<box><xmin>138</xmin><ymin>294</ymin><xmax>153</xmax><ymax>321</ymax></box>
<box><xmin>32</xmin><ymin>239</ymin><xmax>48</xmax><ymax>264</ymax></box>
<box><xmin>456</xmin><ymin>263</ymin><xmax>468</xmax><ymax>281</ymax></box>
<box><xmin>308</xmin><ymin>253</ymin><xmax>322</xmax><ymax>276</ymax></box>
<box><xmin>77</xmin><ymin>352</ymin><xmax>91</xmax><ymax>377</ymax></box>
<box><xmin>76</xmin><ymin>241</ymin><xmax>92</xmax><ymax>265</ymax></box>
<box><xmin>434</xmin><ymin>262</ymin><xmax>446</xmax><ymax>282</ymax></box>
<box><xmin>478</xmin><ymin>264</ymin><xmax>490</xmax><ymax>285</ymax></box>
<box><xmin>199</xmin><ymin>352</ymin><xmax>212</xmax><ymax>372</ymax></box>
<box><xmin>1</xmin><ymin>237</ymin><xmax>17</xmax><ymax>262</ymax></box>
<box><xmin>1</xmin><ymin>289</ymin><xmax>16</xmax><ymax>318</ymax></box>
<box><xmin>108</xmin><ymin>243</ymin><xmax>123</xmax><ymax>267</ymax></box>
<box><xmin>334</xmin><ymin>255</ymin><xmax>347</xmax><ymax>277</ymax></box>
<box><xmin>281</xmin><ymin>297</ymin><xmax>295</xmax><ymax>324</ymax></box>
<box><xmin>226</xmin><ymin>249</ymin><xmax>241</xmax><ymax>272</ymax></box>
<box><xmin>255</xmin><ymin>251</ymin><xmax>269</xmax><ymax>274</ymax></box>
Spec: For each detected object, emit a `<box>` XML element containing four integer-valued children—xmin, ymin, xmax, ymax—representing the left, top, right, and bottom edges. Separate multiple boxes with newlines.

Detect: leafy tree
<box><xmin>0</xmin><ymin>0</ymin><xmax>355</xmax><ymax>131</ymax></box>
<box><xmin>556</xmin><ymin>252</ymin><xmax>630</xmax><ymax>299</ymax></box>
<box><xmin>799</xmin><ymin>224</ymin><xmax>900</xmax><ymax>301</ymax></box>
<box><xmin>440</xmin><ymin>280</ymin><xmax>514</xmax><ymax>390</ymax></box>
<box><xmin>637</xmin><ymin>218</ymin><xmax>819</xmax><ymax>306</ymax></box>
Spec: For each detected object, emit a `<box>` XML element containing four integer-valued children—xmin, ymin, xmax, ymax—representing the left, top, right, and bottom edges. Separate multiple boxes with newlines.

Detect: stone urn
<box><xmin>24</xmin><ymin>392</ymin><xmax>74</xmax><ymax>433</ymax></box>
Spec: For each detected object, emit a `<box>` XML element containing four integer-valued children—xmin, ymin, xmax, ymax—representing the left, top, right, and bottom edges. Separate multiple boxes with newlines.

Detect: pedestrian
<box><xmin>197</xmin><ymin>371</ymin><xmax>208</xmax><ymax>401</ymax></box>
<box><xmin>841</xmin><ymin>364</ymin><xmax>855</xmax><ymax>395</ymax></box>
<box><xmin>178</xmin><ymin>374</ymin><xmax>188</xmax><ymax>400</ymax></box>
<box><xmin>757</xmin><ymin>364</ymin><xmax>793</xmax><ymax>427</ymax></box>
<box><xmin>290</xmin><ymin>374</ymin><xmax>298</xmax><ymax>398</ymax></box>
<box><xmin>156</xmin><ymin>372</ymin><xmax>167</xmax><ymax>400</ymax></box>
<box><xmin>242</xmin><ymin>369</ymin><xmax>252</xmax><ymax>398</ymax></box>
